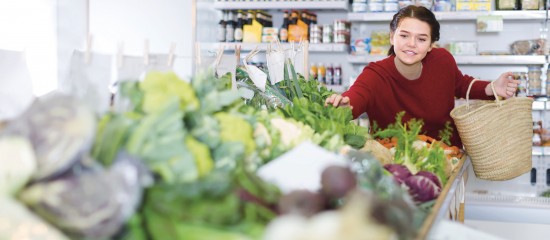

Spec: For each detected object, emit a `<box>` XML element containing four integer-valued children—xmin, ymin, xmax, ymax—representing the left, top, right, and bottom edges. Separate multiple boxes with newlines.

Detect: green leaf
<box><xmin>288</xmin><ymin>59</ymin><xmax>303</xmax><ymax>99</ymax></box>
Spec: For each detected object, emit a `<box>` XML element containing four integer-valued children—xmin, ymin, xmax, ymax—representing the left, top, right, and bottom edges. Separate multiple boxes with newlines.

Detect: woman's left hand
<box><xmin>487</xmin><ymin>72</ymin><xmax>520</xmax><ymax>99</ymax></box>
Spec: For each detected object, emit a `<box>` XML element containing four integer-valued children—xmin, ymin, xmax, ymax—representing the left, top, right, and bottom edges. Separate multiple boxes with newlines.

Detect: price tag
<box><xmin>245</xmin><ymin>64</ymin><xmax>267</xmax><ymax>92</ymax></box>
<box><xmin>266</xmin><ymin>50</ymin><xmax>285</xmax><ymax>85</ymax></box>
<box><xmin>257</xmin><ymin>141</ymin><xmax>348</xmax><ymax>194</ymax></box>
<box><xmin>477</xmin><ymin>15</ymin><xmax>503</xmax><ymax>32</ymax></box>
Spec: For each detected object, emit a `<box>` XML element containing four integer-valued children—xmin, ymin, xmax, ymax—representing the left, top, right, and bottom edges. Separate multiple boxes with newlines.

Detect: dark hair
<box><xmin>387</xmin><ymin>5</ymin><xmax>440</xmax><ymax>56</ymax></box>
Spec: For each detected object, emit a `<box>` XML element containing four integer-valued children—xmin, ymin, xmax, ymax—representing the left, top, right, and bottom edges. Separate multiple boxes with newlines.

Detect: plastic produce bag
<box><xmin>61</xmin><ymin>50</ymin><xmax>112</xmax><ymax>114</ymax></box>
<box><xmin>266</xmin><ymin>47</ymin><xmax>285</xmax><ymax>85</ymax></box>
<box><xmin>243</xmin><ymin>48</ymin><xmax>267</xmax><ymax>92</ymax></box>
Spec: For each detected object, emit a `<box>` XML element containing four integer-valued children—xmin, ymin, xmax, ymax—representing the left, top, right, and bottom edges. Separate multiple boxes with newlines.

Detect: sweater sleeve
<box><xmin>446</xmin><ymin>51</ymin><xmax>493</xmax><ymax>100</ymax></box>
<box><xmin>342</xmin><ymin>67</ymin><xmax>376</xmax><ymax>119</ymax></box>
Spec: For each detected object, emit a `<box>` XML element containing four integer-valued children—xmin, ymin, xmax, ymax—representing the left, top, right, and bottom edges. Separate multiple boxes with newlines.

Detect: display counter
<box><xmin>419</xmin><ymin>156</ymin><xmax>470</xmax><ymax>239</ymax></box>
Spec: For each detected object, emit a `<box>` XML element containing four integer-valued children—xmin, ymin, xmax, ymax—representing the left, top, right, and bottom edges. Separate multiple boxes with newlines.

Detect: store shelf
<box><xmin>347</xmin><ymin>55</ymin><xmax>385</xmax><ymax>63</ymax></box>
<box><xmin>454</xmin><ymin>55</ymin><xmax>546</xmax><ymax>65</ymax></box>
<box><xmin>530</xmin><ymin>146</ymin><xmax>550</xmax><ymax>156</ymax></box>
<box><xmin>201</xmin><ymin>42</ymin><xmax>349</xmax><ymax>52</ymax></box>
<box><xmin>213</xmin><ymin>0</ymin><xmax>349</xmax><ymax>10</ymax></box>
<box><xmin>348</xmin><ymin>10</ymin><xmax>549</xmax><ymax>22</ymax></box>
<box><xmin>347</xmin><ymin>54</ymin><xmax>546</xmax><ymax>65</ymax></box>
<box><xmin>533</xmin><ymin>99</ymin><xmax>550</xmax><ymax>110</ymax></box>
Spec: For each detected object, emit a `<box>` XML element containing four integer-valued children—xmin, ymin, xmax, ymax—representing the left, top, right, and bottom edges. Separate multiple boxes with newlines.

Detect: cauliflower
<box><xmin>269</xmin><ymin>118</ymin><xmax>315</xmax><ymax>148</ymax></box>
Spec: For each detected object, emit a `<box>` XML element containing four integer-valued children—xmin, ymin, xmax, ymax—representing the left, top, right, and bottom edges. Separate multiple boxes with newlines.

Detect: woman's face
<box><xmin>390</xmin><ymin>17</ymin><xmax>433</xmax><ymax>66</ymax></box>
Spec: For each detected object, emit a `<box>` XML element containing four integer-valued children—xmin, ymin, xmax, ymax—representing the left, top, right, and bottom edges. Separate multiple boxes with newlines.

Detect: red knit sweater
<box><xmin>343</xmin><ymin>48</ymin><xmax>493</xmax><ymax>148</ymax></box>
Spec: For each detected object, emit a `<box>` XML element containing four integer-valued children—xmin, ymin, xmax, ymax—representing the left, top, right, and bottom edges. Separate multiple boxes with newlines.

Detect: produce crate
<box><xmin>417</xmin><ymin>155</ymin><xmax>470</xmax><ymax>239</ymax></box>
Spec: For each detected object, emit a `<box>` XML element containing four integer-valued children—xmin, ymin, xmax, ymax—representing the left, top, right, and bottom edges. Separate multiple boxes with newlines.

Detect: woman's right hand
<box><xmin>324</xmin><ymin>94</ymin><xmax>352</xmax><ymax>108</ymax></box>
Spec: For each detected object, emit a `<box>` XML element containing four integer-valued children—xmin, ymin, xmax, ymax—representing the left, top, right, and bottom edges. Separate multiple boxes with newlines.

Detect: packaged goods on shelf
<box><xmin>322</xmin><ymin>24</ymin><xmax>333</xmax><ymax>43</ymax></box>
<box><xmin>351</xmin><ymin>38</ymin><xmax>372</xmax><ymax>55</ymax></box>
<box><xmin>414</xmin><ymin>0</ymin><xmax>433</xmax><ymax>9</ymax></box>
<box><xmin>511</xmin><ymin>39</ymin><xmax>546</xmax><ymax>55</ymax></box>
<box><xmin>496</xmin><ymin>0</ymin><xmax>519</xmax><ymax>10</ymax></box>
<box><xmin>370</xmin><ymin>31</ymin><xmax>390</xmax><ymax>55</ymax></box>
<box><xmin>446</xmin><ymin>41</ymin><xmax>478</xmax><ymax>55</ymax></box>
<box><xmin>433</xmin><ymin>0</ymin><xmax>452</xmax><ymax>11</ymax></box>
<box><xmin>369</xmin><ymin>0</ymin><xmax>385</xmax><ymax>12</ymax></box>
<box><xmin>513</xmin><ymin>72</ymin><xmax>529</xmax><ymax>97</ymax></box>
<box><xmin>384</xmin><ymin>0</ymin><xmax>399</xmax><ymax>12</ymax></box>
<box><xmin>352</xmin><ymin>1</ymin><xmax>368</xmax><ymax>12</ymax></box>
<box><xmin>456</xmin><ymin>0</ymin><xmax>492</xmax><ymax>11</ymax></box>
<box><xmin>521</xmin><ymin>0</ymin><xmax>540</xmax><ymax>10</ymax></box>
<box><xmin>528</xmin><ymin>65</ymin><xmax>543</xmax><ymax>96</ymax></box>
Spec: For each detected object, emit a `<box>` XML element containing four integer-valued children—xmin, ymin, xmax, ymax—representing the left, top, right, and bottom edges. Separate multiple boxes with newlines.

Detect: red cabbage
<box><xmin>415</xmin><ymin>171</ymin><xmax>442</xmax><ymax>189</ymax></box>
<box><xmin>383</xmin><ymin>164</ymin><xmax>412</xmax><ymax>185</ymax></box>
<box><xmin>404</xmin><ymin>174</ymin><xmax>441</xmax><ymax>203</ymax></box>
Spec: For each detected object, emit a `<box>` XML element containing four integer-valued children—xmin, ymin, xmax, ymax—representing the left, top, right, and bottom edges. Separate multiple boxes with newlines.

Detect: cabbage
<box><xmin>4</xmin><ymin>93</ymin><xmax>96</xmax><ymax>181</ymax></box>
<box><xmin>415</xmin><ymin>171</ymin><xmax>442</xmax><ymax>189</ymax></box>
<box><xmin>19</xmin><ymin>153</ymin><xmax>149</xmax><ymax>239</ymax></box>
<box><xmin>403</xmin><ymin>174</ymin><xmax>441</xmax><ymax>203</ymax></box>
<box><xmin>0</xmin><ymin>136</ymin><xmax>36</xmax><ymax>197</ymax></box>
<box><xmin>383</xmin><ymin>164</ymin><xmax>412</xmax><ymax>185</ymax></box>
<box><xmin>0</xmin><ymin>197</ymin><xmax>69</xmax><ymax>240</ymax></box>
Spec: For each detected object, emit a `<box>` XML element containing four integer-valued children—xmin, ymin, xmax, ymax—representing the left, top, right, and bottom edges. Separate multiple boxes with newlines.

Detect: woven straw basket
<box><xmin>450</xmin><ymin>79</ymin><xmax>533</xmax><ymax>181</ymax></box>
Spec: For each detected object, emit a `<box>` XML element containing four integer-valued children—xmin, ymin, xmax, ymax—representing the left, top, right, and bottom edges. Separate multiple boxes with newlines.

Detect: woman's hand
<box><xmin>324</xmin><ymin>94</ymin><xmax>352</xmax><ymax>108</ymax></box>
<box><xmin>486</xmin><ymin>72</ymin><xmax>520</xmax><ymax>99</ymax></box>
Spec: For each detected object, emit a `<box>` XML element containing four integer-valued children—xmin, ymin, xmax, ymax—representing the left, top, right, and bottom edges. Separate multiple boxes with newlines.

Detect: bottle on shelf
<box><xmin>279</xmin><ymin>10</ymin><xmax>289</xmax><ymax>43</ymax></box>
<box><xmin>256</xmin><ymin>11</ymin><xmax>264</xmax><ymax>27</ymax></box>
<box><xmin>318</xmin><ymin>63</ymin><xmax>326</xmax><ymax>84</ymax></box>
<box><xmin>302</xmin><ymin>11</ymin><xmax>311</xmax><ymax>40</ymax></box>
<box><xmin>310</xmin><ymin>63</ymin><xmax>318</xmax><ymax>81</ymax></box>
<box><xmin>226</xmin><ymin>11</ymin><xmax>235</xmax><ymax>42</ymax></box>
<box><xmin>334</xmin><ymin>64</ymin><xmax>342</xmax><ymax>85</ymax></box>
<box><xmin>289</xmin><ymin>10</ymin><xmax>298</xmax><ymax>25</ymax></box>
<box><xmin>234</xmin><ymin>10</ymin><xmax>244</xmax><ymax>42</ymax></box>
<box><xmin>246</xmin><ymin>10</ymin><xmax>254</xmax><ymax>26</ymax></box>
<box><xmin>326</xmin><ymin>63</ymin><xmax>334</xmax><ymax>85</ymax></box>
<box><xmin>217</xmin><ymin>10</ymin><xmax>227</xmax><ymax>42</ymax></box>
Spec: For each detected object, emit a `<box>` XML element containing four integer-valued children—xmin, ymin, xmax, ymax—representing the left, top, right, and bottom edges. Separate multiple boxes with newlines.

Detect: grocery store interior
<box><xmin>2</xmin><ymin>0</ymin><xmax>550</xmax><ymax>239</ymax></box>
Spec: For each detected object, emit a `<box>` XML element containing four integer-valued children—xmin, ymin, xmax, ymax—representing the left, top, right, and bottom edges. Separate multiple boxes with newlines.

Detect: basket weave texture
<box><xmin>450</xmin><ymin>80</ymin><xmax>533</xmax><ymax>181</ymax></box>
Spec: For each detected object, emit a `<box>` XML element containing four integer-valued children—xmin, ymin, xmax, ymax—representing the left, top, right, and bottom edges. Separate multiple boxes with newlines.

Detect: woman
<box><xmin>325</xmin><ymin>5</ymin><xmax>519</xmax><ymax>148</ymax></box>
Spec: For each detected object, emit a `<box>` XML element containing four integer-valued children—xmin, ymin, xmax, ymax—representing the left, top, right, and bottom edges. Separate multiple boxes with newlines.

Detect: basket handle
<box><xmin>466</xmin><ymin>79</ymin><xmax>500</xmax><ymax>110</ymax></box>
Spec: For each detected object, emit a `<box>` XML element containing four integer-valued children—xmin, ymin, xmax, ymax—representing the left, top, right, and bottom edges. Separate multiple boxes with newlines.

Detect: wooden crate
<box><xmin>416</xmin><ymin>155</ymin><xmax>470</xmax><ymax>240</ymax></box>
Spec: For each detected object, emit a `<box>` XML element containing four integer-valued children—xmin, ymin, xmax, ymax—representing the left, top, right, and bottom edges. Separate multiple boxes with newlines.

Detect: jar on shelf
<box><xmin>496</xmin><ymin>0</ymin><xmax>519</xmax><ymax>10</ymax></box>
<box><xmin>513</xmin><ymin>72</ymin><xmax>528</xmax><ymax>97</ymax></box>
<box><xmin>528</xmin><ymin>65</ymin><xmax>542</xmax><ymax>96</ymax></box>
<box><xmin>322</xmin><ymin>24</ymin><xmax>333</xmax><ymax>43</ymax></box>
<box><xmin>521</xmin><ymin>0</ymin><xmax>539</xmax><ymax>10</ymax></box>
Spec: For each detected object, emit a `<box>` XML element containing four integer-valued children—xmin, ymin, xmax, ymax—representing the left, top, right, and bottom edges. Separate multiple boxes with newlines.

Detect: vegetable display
<box><xmin>0</xmin><ymin>50</ymin><xmax>465</xmax><ymax>239</ymax></box>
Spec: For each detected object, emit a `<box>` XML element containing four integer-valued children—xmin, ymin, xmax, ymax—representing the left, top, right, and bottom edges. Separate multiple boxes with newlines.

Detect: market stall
<box><xmin>0</xmin><ymin>41</ymin><xmax>474</xmax><ymax>239</ymax></box>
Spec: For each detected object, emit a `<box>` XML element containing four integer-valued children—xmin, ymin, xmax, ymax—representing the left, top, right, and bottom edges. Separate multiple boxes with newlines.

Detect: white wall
<box><xmin>89</xmin><ymin>0</ymin><xmax>194</xmax><ymax>78</ymax></box>
<box><xmin>0</xmin><ymin>0</ymin><xmax>57</xmax><ymax>96</ymax></box>
<box><xmin>57</xmin><ymin>0</ymin><xmax>88</xmax><ymax>85</ymax></box>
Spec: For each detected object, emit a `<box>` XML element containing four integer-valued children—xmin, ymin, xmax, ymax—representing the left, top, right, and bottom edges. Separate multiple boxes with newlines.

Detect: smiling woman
<box><xmin>325</xmin><ymin>5</ymin><xmax>519</xmax><ymax>150</ymax></box>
